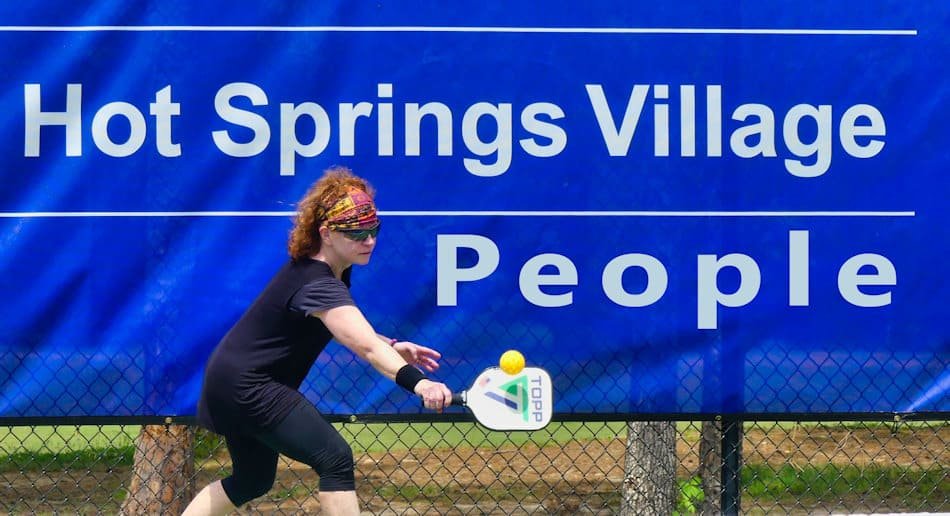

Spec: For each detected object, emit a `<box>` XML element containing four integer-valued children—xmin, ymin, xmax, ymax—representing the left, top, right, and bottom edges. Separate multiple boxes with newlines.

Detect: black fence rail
<box><xmin>1</xmin><ymin>415</ymin><xmax>947</xmax><ymax>514</ymax></box>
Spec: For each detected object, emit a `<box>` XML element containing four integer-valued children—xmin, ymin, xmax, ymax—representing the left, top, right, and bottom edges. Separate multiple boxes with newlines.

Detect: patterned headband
<box><xmin>324</xmin><ymin>188</ymin><xmax>379</xmax><ymax>231</ymax></box>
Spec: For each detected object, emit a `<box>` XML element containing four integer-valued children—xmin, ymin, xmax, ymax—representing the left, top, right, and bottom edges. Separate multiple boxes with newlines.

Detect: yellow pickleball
<box><xmin>499</xmin><ymin>350</ymin><xmax>525</xmax><ymax>375</ymax></box>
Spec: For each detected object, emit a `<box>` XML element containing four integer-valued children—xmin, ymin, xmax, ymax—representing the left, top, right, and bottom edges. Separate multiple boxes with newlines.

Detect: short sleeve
<box><xmin>289</xmin><ymin>277</ymin><xmax>354</xmax><ymax>315</ymax></box>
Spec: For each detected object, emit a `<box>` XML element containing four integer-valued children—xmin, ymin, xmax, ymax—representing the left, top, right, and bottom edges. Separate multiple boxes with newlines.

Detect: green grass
<box><xmin>0</xmin><ymin>445</ymin><xmax>134</xmax><ymax>473</ymax></box>
<box><xmin>742</xmin><ymin>463</ymin><xmax>949</xmax><ymax>506</ymax></box>
<box><xmin>10</xmin><ymin>420</ymin><xmax>932</xmax><ymax>461</ymax></box>
<box><xmin>0</xmin><ymin>425</ymin><xmax>138</xmax><ymax>473</ymax></box>
<box><xmin>0</xmin><ymin>422</ymin><xmax>626</xmax><ymax>472</ymax></box>
<box><xmin>337</xmin><ymin>421</ymin><xmax>628</xmax><ymax>453</ymax></box>
<box><xmin>1</xmin><ymin>425</ymin><xmax>139</xmax><ymax>452</ymax></box>
<box><xmin>0</xmin><ymin>425</ymin><xmax>224</xmax><ymax>473</ymax></box>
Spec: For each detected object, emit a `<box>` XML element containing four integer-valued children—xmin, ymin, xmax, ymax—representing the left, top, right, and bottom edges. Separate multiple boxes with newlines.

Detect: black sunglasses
<box><xmin>338</xmin><ymin>223</ymin><xmax>381</xmax><ymax>242</ymax></box>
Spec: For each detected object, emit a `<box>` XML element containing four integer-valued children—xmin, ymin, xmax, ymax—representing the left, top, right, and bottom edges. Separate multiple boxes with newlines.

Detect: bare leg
<box><xmin>182</xmin><ymin>480</ymin><xmax>236</xmax><ymax>516</ymax></box>
<box><xmin>319</xmin><ymin>490</ymin><xmax>359</xmax><ymax>516</ymax></box>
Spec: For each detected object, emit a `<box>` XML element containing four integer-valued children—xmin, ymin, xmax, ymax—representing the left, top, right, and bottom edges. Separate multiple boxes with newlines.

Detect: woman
<box><xmin>184</xmin><ymin>166</ymin><xmax>452</xmax><ymax>515</ymax></box>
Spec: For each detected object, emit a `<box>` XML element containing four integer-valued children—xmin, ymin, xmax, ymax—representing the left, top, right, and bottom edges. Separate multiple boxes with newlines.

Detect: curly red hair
<box><xmin>288</xmin><ymin>166</ymin><xmax>376</xmax><ymax>260</ymax></box>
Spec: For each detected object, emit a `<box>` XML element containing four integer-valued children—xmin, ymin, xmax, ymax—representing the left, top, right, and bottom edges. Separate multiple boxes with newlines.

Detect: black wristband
<box><xmin>395</xmin><ymin>364</ymin><xmax>427</xmax><ymax>393</ymax></box>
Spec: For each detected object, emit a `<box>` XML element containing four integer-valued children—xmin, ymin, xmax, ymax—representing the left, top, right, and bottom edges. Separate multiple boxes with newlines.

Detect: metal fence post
<box><xmin>721</xmin><ymin>418</ymin><xmax>742</xmax><ymax>516</ymax></box>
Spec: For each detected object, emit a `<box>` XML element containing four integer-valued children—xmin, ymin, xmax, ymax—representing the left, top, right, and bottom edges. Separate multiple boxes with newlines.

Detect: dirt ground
<box><xmin>4</xmin><ymin>423</ymin><xmax>948</xmax><ymax>515</ymax></box>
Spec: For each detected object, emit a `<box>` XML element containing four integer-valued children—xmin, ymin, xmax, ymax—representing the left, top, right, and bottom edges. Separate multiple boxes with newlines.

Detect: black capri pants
<box><xmin>220</xmin><ymin>399</ymin><xmax>356</xmax><ymax>506</ymax></box>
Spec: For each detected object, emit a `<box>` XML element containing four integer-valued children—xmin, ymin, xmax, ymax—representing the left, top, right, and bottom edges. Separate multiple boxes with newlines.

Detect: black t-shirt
<box><xmin>197</xmin><ymin>258</ymin><xmax>353</xmax><ymax>434</ymax></box>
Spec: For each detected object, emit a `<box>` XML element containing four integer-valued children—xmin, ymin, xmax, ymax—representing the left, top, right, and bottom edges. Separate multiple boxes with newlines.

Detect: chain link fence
<box><xmin>2</xmin><ymin>314</ymin><xmax>947</xmax><ymax>514</ymax></box>
<box><xmin>1</xmin><ymin>416</ymin><xmax>947</xmax><ymax>514</ymax></box>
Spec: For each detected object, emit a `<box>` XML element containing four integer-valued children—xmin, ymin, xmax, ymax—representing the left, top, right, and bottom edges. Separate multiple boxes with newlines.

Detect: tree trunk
<box><xmin>621</xmin><ymin>421</ymin><xmax>677</xmax><ymax>516</ymax></box>
<box><xmin>699</xmin><ymin>420</ymin><xmax>722</xmax><ymax>515</ymax></box>
<box><xmin>120</xmin><ymin>424</ymin><xmax>196</xmax><ymax>515</ymax></box>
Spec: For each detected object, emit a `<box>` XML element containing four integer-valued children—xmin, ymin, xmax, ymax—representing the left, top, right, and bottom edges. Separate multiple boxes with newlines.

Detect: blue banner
<box><xmin>0</xmin><ymin>2</ymin><xmax>947</xmax><ymax>417</ymax></box>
